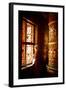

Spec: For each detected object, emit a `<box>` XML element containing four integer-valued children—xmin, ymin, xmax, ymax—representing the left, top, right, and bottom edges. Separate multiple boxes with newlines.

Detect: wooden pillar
<box><xmin>48</xmin><ymin>13</ymin><xmax>58</xmax><ymax>75</ymax></box>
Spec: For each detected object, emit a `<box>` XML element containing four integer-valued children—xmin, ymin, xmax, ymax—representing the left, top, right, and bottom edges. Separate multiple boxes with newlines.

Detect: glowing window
<box><xmin>21</xmin><ymin>18</ymin><xmax>37</xmax><ymax>69</ymax></box>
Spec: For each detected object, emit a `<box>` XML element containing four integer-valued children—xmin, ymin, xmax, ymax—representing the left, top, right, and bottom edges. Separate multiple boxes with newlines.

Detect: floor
<box><xmin>19</xmin><ymin>63</ymin><xmax>58</xmax><ymax>79</ymax></box>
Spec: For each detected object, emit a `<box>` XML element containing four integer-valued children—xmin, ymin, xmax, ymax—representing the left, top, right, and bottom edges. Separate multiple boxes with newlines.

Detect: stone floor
<box><xmin>19</xmin><ymin>64</ymin><xmax>58</xmax><ymax>79</ymax></box>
